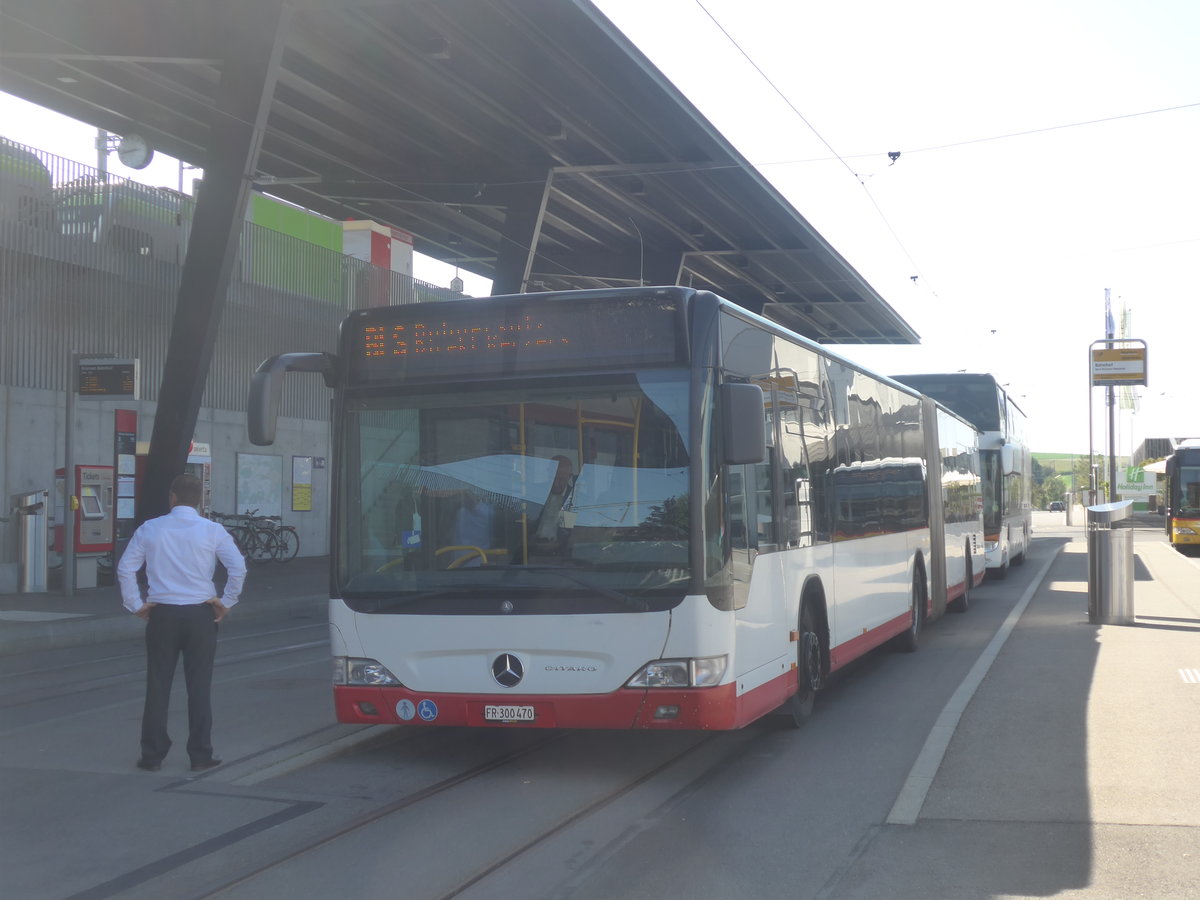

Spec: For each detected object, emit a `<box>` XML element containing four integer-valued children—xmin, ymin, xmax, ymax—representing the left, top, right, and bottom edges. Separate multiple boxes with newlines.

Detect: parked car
<box><xmin>1048</xmin><ymin>501</ymin><xmax>1066</xmax><ymax>512</ymax></box>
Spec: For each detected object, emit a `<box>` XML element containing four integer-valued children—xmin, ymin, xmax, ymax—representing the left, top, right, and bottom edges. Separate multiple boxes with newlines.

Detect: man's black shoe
<box><xmin>190</xmin><ymin>758</ymin><xmax>222</xmax><ymax>772</ymax></box>
<box><xmin>136</xmin><ymin>758</ymin><xmax>161</xmax><ymax>772</ymax></box>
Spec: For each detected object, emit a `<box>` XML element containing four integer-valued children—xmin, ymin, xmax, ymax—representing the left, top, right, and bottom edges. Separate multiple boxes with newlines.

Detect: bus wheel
<box><xmin>894</xmin><ymin>570</ymin><xmax>923</xmax><ymax>653</ymax></box>
<box><xmin>990</xmin><ymin>553</ymin><xmax>1009</xmax><ymax>581</ymax></box>
<box><xmin>949</xmin><ymin>555</ymin><xmax>971</xmax><ymax>614</ymax></box>
<box><xmin>775</xmin><ymin>601</ymin><xmax>823</xmax><ymax>728</ymax></box>
<box><xmin>1012</xmin><ymin>527</ymin><xmax>1029</xmax><ymax>565</ymax></box>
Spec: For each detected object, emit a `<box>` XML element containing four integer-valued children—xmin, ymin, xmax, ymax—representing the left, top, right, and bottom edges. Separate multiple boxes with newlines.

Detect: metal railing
<box><xmin>0</xmin><ymin>134</ymin><xmax>463</xmax><ymax>419</ymax></box>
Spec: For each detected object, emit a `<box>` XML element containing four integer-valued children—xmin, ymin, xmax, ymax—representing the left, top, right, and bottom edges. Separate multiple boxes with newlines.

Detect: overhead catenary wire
<box><xmin>693</xmin><ymin>0</ymin><xmax>934</xmax><ymax>294</ymax></box>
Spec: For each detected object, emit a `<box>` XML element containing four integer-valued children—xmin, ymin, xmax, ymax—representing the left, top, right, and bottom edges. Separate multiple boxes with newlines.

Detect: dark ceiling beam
<box><xmin>56</xmin><ymin>58</ymin><xmax>215</xmax><ymax>135</ymax></box>
<box><xmin>271</xmin><ymin>44</ymin><xmax>463</xmax><ymax>175</ymax></box>
<box><xmin>0</xmin><ymin>0</ymin><xmax>229</xmax><ymax>61</ymax></box>
<box><xmin>139</xmin><ymin>0</ymin><xmax>291</xmax><ymax>523</ymax></box>
<box><xmin>532</xmin><ymin>247</ymin><xmax>670</xmax><ymax>283</ymax></box>
<box><xmin>0</xmin><ymin>52</ymin><xmax>219</xmax><ymax>65</ymax></box>
<box><xmin>572</xmin><ymin>170</ymin><xmax>740</xmax><ymax>255</ymax></box>
<box><xmin>0</xmin><ymin>64</ymin><xmax>210</xmax><ymax>166</ymax></box>
<box><xmin>490</xmin><ymin>177</ymin><xmax>553</xmax><ymax>295</ymax></box>
<box><xmin>682</xmin><ymin>251</ymin><xmax>783</xmax><ymax>313</ymax></box>
<box><xmin>412</xmin><ymin>3</ymin><xmax>626</xmax><ymax>170</ymax></box>
<box><xmin>532</xmin><ymin>248</ymin><xmax>681</xmax><ymax>287</ymax></box>
<box><xmin>307</xmin><ymin>180</ymin><xmax>529</xmax><ymax>207</ymax></box>
<box><xmin>331</xmin><ymin>12</ymin><xmax>542</xmax><ymax>171</ymax></box>
<box><xmin>553</xmin><ymin>161</ymin><xmax>727</xmax><ymax>177</ymax></box>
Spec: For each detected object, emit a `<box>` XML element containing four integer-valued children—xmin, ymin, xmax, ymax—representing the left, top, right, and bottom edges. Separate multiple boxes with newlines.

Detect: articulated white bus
<box><xmin>250</xmin><ymin>287</ymin><xmax>982</xmax><ymax>729</ymax></box>
<box><xmin>893</xmin><ymin>373</ymin><xmax>1032</xmax><ymax>577</ymax></box>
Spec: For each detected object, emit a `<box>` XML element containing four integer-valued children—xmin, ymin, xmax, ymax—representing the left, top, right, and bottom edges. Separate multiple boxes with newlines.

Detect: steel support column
<box><xmin>139</xmin><ymin>0</ymin><xmax>290</xmax><ymax>522</ymax></box>
<box><xmin>490</xmin><ymin>177</ymin><xmax>553</xmax><ymax>296</ymax></box>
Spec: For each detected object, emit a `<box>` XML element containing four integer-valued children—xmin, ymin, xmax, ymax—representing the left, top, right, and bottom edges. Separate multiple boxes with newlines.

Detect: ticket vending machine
<box><xmin>77</xmin><ymin>465</ymin><xmax>115</xmax><ymax>552</ymax></box>
<box><xmin>53</xmin><ymin>465</ymin><xmax>115</xmax><ymax>588</ymax></box>
<box><xmin>185</xmin><ymin>442</ymin><xmax>213</xmax><ymax>518</ymax></box>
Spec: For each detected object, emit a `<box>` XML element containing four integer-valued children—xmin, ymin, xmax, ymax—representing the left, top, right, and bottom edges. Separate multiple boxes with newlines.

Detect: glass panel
<box><xmin>339</xmin><ymin>371</ymin><xmax>692</xmax><ymax>614</ymax></box>
<box><xmin>1179</xmin><ymin>466</ymin><xmax>1200</xmax><ymax>515</ymax></box>
<box><xmin>893</xmin><ymin>374</ymin><xmax>1002</xmax><ymax>433</ymax></box>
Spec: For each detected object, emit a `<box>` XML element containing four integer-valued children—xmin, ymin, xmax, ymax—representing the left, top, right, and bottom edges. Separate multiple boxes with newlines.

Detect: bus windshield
<box><xmin>338</xmin><ymin>370</ymin><xmax>692</xmax><ymax>613</ymax></box>
<box><xmin>1178</xmin><ymin>465</ymin><xmax>1200</xmax><ymax>516</ymax></box>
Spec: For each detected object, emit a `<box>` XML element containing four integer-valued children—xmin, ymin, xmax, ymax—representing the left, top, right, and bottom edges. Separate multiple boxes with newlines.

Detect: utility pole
<box><xmin>1106</xmin><ymin>289</ymin><xmax>1117</xmax><ymax>502</ymax></box>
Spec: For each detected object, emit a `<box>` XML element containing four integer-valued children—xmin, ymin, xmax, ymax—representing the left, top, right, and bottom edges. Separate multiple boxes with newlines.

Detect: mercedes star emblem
<box><xmin>492</xmin><ymin>653</ymin><xmax>524</xmax><ymax>688</ymax></box>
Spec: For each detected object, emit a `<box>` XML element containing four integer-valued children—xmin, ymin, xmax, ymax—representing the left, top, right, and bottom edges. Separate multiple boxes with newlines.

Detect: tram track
<box><xmin>433</xmin><ymin>730</ymin><xmax>732</xmax><ymax>900</ymax></box>
<box><xmin>0</xmin><ymin>621</ymin><xmax>327</xmax><ymax>681</ymax></box>
<box><xmin>180</xmin><ymin>725</ymin><xmax>769</xmax><ymax>900</ymax></box>
<box><xmin>52</xmin><ymin>721</ymin><xmax>756</xmax><ymax>900</ymax></box>
<box><xmin>0</xmin><ymin>635</ymin><xmax>328</xmax><ymax>714</ymax></box>
<box><xmin>187</xmin><ymin>730</ymin><xmax>570</xmax><ymax>899</ymax></box>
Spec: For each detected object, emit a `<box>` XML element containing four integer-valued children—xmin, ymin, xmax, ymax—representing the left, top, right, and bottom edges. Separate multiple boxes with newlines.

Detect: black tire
<box><xmin>273</xmin><ymin>527</ymin><xmax>299</xmax><ymax>562</ymax></box>
<box><xmin>227</xmin><ymin>526</ymin><xmax>250</xmax><ymax>557</ymax></box>
<box><xmin>990</xmin><ymin>553</ymin><xmax>1009</xmax><ymax>581</ymax></box>
<box><xmin>1012</xmin><ymin>527</ymin><xmax>1027</xmax><ymax>565</ymax></box>
<box><xmin>248</xmin><ymin>528</ymin><xmax>278</xmax><ymax>564</ymax></box>
<box><xmin>894</xmin><ymin>569</ymin><xmax>924</xmax><ymax>653</ymax></box>
<box><xmin>774</xmin><ymin>599</ymin><xmax>824</xmax><ymax>728</ymax></box>
<box><xmin>949</xmin><ymin>553</ymin><xmax>972</xmax><ymax>614</ymax></box>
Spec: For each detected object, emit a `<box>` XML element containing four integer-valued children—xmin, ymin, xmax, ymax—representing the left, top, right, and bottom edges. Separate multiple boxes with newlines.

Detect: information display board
<box><xmin>78</xmin><ymin>358</ymin><xmax>140</xmax><ymax>398</ymax></box>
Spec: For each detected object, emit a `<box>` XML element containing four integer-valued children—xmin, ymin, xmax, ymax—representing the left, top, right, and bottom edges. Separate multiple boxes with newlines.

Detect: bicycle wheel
<box><xmin>248</xmin><ymin>528</ymin><xmax>278</xmax><ymax>565</ymax></box>
<box><xmin>273</xmin><ymin>526</ymin><xmax>300</xmax><ymax>562</ymax></box>
<box><xmin>227</xmin><ymin>526</ymin><xmax>251</xmax><ymax>557</ymax></box>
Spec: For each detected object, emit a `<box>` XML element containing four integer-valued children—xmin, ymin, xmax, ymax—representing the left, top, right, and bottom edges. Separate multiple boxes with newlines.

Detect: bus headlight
<box><xmin>626</xmin><ymin>655</ymin><xmax>727</xmax><ymax>689</ymax></box>
<box><xmin>1176</xmin><ymin>526</ymin><xmax>1197</xmax><ymax>535</ymax></box>
<box><xmin>334</xmin><ymin>656</ymin><xmax>402</xmax><ymax>686</ymax></box>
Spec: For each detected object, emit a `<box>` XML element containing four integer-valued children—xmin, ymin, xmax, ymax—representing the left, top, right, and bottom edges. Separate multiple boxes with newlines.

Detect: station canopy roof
<box><xmin>0</xmin><ymin>0</ymin><xmax>919</xmax><ymax>344</ymax></box>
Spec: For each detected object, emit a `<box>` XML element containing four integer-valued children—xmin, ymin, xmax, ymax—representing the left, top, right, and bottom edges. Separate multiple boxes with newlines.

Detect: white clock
<box><xmin>117</xmin><ymin>133</ymin><xmax>154</xmax><ymax>170</ymax></box>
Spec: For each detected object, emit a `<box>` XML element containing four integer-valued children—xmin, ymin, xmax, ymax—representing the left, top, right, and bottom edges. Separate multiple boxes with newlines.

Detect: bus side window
<box><xmin>729</xmin><ymin>460</ymin><xmax>775</xmax><ymax>551</ymax></box>
<box><xmin>751</xmin><ymin>452</ymin><xmax>776</xmax><ymax>551</ymax></box>
<box><xmin>728</xmin><ymin>469</ymin><xmax>747</xmax><ymax>549</ymax></box>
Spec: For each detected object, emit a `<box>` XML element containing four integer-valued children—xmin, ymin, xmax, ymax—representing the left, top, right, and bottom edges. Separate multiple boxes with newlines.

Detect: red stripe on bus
<box><xmin>333</xmin><ymin>670</ymin><xmax>799</xmax><ymax>731</ymax></box>
<box><xmin>828</xmin><ymin>610</ymin><xmax>912</xmax><ymax>671</ymax></box>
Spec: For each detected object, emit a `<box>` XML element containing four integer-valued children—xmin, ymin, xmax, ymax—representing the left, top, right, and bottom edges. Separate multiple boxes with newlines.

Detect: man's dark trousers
<box><xmin>141</xmin><ymin>603</ymin><xmax>218</xmax><ymax>765</ymax></box>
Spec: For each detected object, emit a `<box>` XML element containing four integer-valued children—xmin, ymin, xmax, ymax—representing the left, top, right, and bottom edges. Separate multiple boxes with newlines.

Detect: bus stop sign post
<box><xmin>1087</xmin><ymin>337</ymin><xmax>1147</xmax><ymax>504</ymax></box>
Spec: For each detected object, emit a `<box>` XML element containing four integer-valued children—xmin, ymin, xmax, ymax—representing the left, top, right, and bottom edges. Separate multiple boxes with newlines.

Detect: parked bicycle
<box><xmin>211</xmin><ymin>510</ymin><xmax>298</xmax><ymax>564</ymax></box>
<box><xmin>254</xmin><ymin>514</ymin><xmax>300</xmax><ymax>563</ymax></box>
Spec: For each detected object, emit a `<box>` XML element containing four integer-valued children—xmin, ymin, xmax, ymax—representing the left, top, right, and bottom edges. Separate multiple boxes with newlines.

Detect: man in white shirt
<box><xmin>117</xmin><ymin>474</ymin><xmax>246</xmax><ymax>772</ymax></box>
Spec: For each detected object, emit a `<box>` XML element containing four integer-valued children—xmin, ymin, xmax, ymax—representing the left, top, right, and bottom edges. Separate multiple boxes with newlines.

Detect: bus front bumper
<box><xmin>1171</xmin><ymin>519</ymin><xmax>1200</xmax><ymax>545</ymax></box>
<box><xmin>333</xmin><ymin>681</ymin><xmax>762</xmax><ymax>730</ymax></box>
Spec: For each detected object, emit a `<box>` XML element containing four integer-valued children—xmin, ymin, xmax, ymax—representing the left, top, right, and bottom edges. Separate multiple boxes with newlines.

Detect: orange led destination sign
<box><xmin>348</xmin><ymin>295</ymin><xmax>683</xmax><ymax>381</ymax></box>
<box><xmin>362</xmin><ymin>315</ymin><xmax>563</xmax><ymax>359</ymax></box>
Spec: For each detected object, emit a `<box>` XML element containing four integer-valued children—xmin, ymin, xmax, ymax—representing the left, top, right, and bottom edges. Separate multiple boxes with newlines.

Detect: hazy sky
<box><xmin>593</xmin><ymin>0</ymin><xmax>1200</xmax><ymax>455</ymax></box>
<box><xmin>3</xmin><ymin>0</ymin><xmax>1197</xmax><ymax>454</ymax></box>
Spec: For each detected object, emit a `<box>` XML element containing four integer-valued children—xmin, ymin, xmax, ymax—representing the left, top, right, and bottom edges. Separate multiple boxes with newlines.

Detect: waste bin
<box><xmin>1086</xmin><ymin>499</ymin><xmax>1134</xmax><ymax>625</ymax></box>
<box><xmin>14</xmin><ymin>490</ymin><xmax>49</xmax><ymax>593</ymax></box>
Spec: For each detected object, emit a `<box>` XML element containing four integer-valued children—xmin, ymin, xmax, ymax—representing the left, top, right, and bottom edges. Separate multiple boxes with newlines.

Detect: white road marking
<box><xmin>886</xmin><ymin>546</ymin><xmax>1062</xmax><ymax>826</ymax></box>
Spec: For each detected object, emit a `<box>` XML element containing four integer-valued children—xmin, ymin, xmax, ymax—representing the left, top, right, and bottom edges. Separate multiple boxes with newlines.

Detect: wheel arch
<box><xmin>912</xmin><ymin>549</ymin><xmax>930</xmax><ymax>615</ymax></box>
<box><xmin>799</xmin><ymin>575</ymin><xmax>830</xmax><ymax>676</ymax></box>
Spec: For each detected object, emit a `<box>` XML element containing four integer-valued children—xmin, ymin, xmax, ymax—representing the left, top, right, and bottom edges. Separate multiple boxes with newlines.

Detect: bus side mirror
<box><xmin>722</xmin><ymin>382</ymin><xmax>766</xmax><ymax>465</ymax></box>
<box><xmin>248</xmin><ymin>352</ymin><xmax>338</xmax><ymax>446</ymax></box>
<box><xmin>1001</xmin><ymin>443</ymin><xmax>1018</xmax><ymax>476</ymax></box>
